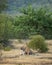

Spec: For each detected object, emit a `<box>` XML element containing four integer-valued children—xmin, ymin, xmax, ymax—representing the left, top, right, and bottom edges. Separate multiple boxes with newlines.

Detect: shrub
<box><xmin>0</xmin><ymin>43</ymin><xmax>3</xmax><ymax>49</ymax></box>
<box><xmin>28</xmin><ymin>35</ymin><xmax>48</xmax><ymax>53</ymax></box>
<box><xmin>4</xmin><ymin>46</ymin><xmax>11</xmax><ymax>51</ymax></box>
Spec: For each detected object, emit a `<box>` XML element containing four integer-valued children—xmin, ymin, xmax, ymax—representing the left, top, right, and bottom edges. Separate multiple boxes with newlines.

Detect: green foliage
<box><xmin>0</xmin><ymin>0</ymin><xmax>7</xmax><ymax>13</ymax></box>
<box><xmin>28</xmin><ymin>35</ymin><xmax>48</xmax><ymax>53</ymax></box>
<box><xmin>3</xmin><ymin>46</ymin><xmax>11</xmax><ymax>51</ymax></box>
<box><xmin>0</xmin><ymin>14</ymin><xmax>14</xmax><ymax>47</ymax></box>
<box><xmin>14</xmin><ymin>6</ymin><xmax>52</xmax><ymax>39</ymax></box>
<box><xmin>0</xmin><ymin>5</ymin><xmax>52</xmax><ymax>49</ymax></box>
<box><xmin>0</xmin><ymin>42</ymin><xmax>11</xmax><ymax>51</ymax></box>
<box><xmin>0</xmin><ymin>43</ymin><xmax>3</xmax><ymax>49</ymax></box>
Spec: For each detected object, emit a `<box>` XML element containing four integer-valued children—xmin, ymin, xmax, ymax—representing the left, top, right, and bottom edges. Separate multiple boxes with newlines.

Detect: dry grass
<box><xmin>0</xmin><ymin>40</ymin><xmax>52</xmax><ymax>65</ymax></box>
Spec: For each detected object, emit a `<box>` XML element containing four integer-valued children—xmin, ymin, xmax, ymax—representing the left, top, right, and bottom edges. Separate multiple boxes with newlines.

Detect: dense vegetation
<box><xmin>0</xmin><ymin>14</ymin><xmax>14</xmax><ymax>48</ymax></box>
<box><xmin>0</xmin><ymin>6</ymin><xmax>52</xmax><ymax>40</ymax></box>
<box><xmin>0</xmin><ymin>0</ymin><xmax>7</xmax><ymax>13</ymax></box>
<box><xmin>0</xmin><ymin>1</ymin><xmax>52</xmax><ymax>48</ymax></box>
<box><xmin>14</xmin><ymin>6</ymin><xmax>52</xmax><ymax>39</ymax></box>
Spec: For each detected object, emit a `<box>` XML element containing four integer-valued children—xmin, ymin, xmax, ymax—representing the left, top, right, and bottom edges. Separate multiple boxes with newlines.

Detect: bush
<box><xmin>28</xmin><ymin>35</ymin><xmax>48</xmax><ymax>53</ymax></box>
<box><xmin>4</xmin><ymin>46</ymin><xmax>11</xmax><ymax>51</ymax></box>
<box><xmin>0</xmin><ymin>43</ymin><xmax>3</xmax><ymax>49</ymax></box>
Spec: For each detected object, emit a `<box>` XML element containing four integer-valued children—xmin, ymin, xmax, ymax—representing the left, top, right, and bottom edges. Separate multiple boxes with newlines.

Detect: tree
<box><xmin>14</xmin><ymin>5</ymin><xmax>52</xmax><ymax>39</ymax></box>
<box><xmin>0</xmin><ymin>14</ymin><xmax>14</xmax><ymax>47</ymax></box>
<box><xmin>0</xmin><ymin>0</ymin><xmax>7</xmax><ymax>13</ymax></box>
